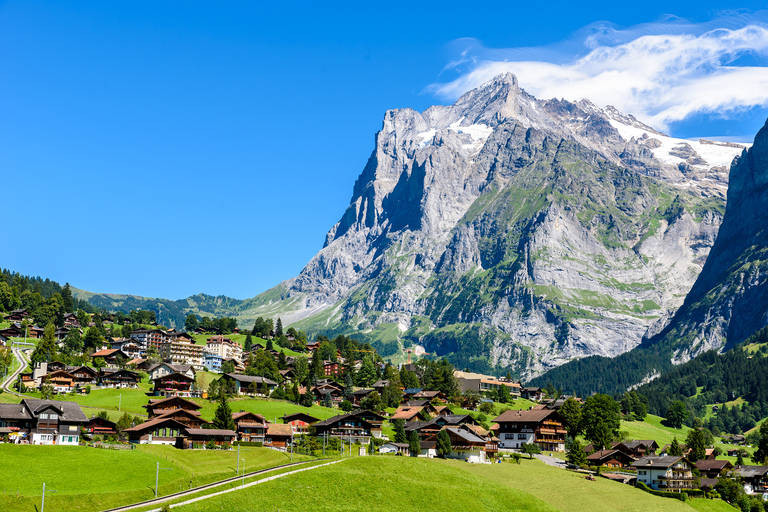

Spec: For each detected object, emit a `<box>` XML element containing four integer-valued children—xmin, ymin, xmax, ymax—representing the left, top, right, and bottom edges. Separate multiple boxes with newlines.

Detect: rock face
<box><xmin>258</xmin><ymin>73</ymin><xmax>747</xmax><ymax>378</ymax></box>
<box><xmin>649</xmin><ymin>118</ymin><xmax>768</xmax><ymax>361</ymax></box>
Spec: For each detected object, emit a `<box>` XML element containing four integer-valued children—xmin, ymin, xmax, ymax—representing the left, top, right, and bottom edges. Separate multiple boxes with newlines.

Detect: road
<box><xmin>534</xmin><ymin>453</ymin><xmax>567</xmax><ymax>468</ymax></box>
<box><xmin>1</xmin><ymin>344</ymin><xmax>30</xmax><ymax>395</ymax></box>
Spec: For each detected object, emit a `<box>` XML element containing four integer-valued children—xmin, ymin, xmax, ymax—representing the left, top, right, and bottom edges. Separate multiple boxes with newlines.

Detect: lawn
<box><xmin>174</xmin><ymin>456</ymin><xmax>711</xmax><ymax>512</ymax></box>
<box><xmin>191</xmin><ymin>334</ymin><xmax>303</xmax><ymax>357</ymax></box>
<box><xmin>195</xmin><ymin>396</ymin><xmax>338</xmax><ymax>423</ymax></box>
<box><xmin>0</xmin><ymin>444</ymin><xmax>301</xmax><ymax>512</ymax></box>
<box><xmin>621</xmin><ymin>413</ymin><xmax>691</xmax><ymax>446</ymax></box>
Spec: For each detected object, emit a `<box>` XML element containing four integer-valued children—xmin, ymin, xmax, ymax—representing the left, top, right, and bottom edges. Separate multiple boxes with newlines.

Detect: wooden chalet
<box><xmin>443</xmin><ymin>427</ymin><xmax>490</xmax><ymax>462</ymax></box>
<box><xmin>493</xmin><ymin>408</ymin><xmax>566</xmax><ymax>452</ymax></box>
<box><xmin>85</xmin><ymin>416</ymin><xmax>118</xmax><ymax>436</ymax></box>
<box><xmin>232</xmin><ymin>411</ymin><xmax>267</xmax><ymax>442</ymax></box>
<box><xmin>148</xmin><ymin>363</ymin><xmax>196</xmax><ymax>381</ymax></box>
<box><xmin>391</xmin><ymin>405</ymin><xmax>430</xmax><ymax>422</ymax></box>
<box><xmin>7</xmin><ymin>309</ymin><xmax>29</xmax><ymax>322</ymax></box>
<box><xmin>124</xmin><ymin>417</ymin><xmax>188</xmax><ymax>445</ymax></box>
<box><xmin>265</xmin><ymin>423</ymin><xmax>293</xmax><ymax>448</ymax></box>
<box><xmin>145</xmin><ymin>396</ymin><xmax>202</xmax><ymax>417</ymax></box>
<box><xmin>312</xmin><ymin>410</ymin><xmax>385</xmax><ymax>441</ymax></box>
<box><xmin>695</xmin><ymin>459</ymin><xmax>733</xmax><ymax>479</ymax></box>
<box><xmin>152</xmin><ymin>372</ymin><xmax>195</xmax><ymax>397</ymax></box>
<box><xmin>350</xmin><ymin>388</ymin><xmax>374</xmax><ymax>406</ymax></box>
<box><xmin>281</xmin><ymin>412</ymin><xmax>319</xmax><ymax>433</ymax></box>
<box><xmin>99</xmin><ymin>369</ymin><xmax>141</xmax><ymax>388</ymax></box>
<box><xmin>586</xmin><ymin>449</ymin><xmax>637</xmax><ymax>468</ymax></box>
<box><xmin>736</xmin><ymin>466</ymin><xmax>768</xmax><ymax>494</ymax></box>
<box><xmin>612</xmin><ymin>440</ymin><xmax>659</xmax><ymax>458</ymax></box>
<box><xmin>153</xmin><ymin>408</ymin><xmax>207</xmax><ymax>428</ymax></box>
<box><xmin>632</xmin><ymin>456</ymin><xmax>696</xmax><ymax>491</ymax></box>
<box><xmin>91</xmin><ymin>348</ymin><xmax>129</xmax><ymax>367</ymax></box>
<box><xmin>69</xmin><ymin>365</ymin><xmax>99</xmax><ymax>385</ymax></box>
<box><xmin>44</xmin><ymin>370</ymin><xmax>75</xmax><ymax>393</ymax></box>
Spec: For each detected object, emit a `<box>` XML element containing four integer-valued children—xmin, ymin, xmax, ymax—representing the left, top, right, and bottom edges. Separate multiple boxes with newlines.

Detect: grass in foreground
<box><xmin>0</xmin><ymin>444</ymin><xmax>302</xmax><ymax>512</ymax></box>
<box><xmin>175</xmin><ymin>456</ymin><xmax>708</xmax><ymax>512</ymax></box>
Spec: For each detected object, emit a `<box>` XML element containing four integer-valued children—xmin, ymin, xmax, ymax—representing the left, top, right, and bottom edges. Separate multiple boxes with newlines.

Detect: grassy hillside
<box><xmin>621</xmin><ymin>414</ymin><xmax>691</xmax><ymax>446</ymax></box>
<box><xmin>174</xmin><ymin>456</ymin><xmax>712</xmax><ymax>512</ymax></box>
<box><xmin>0</xmin><ymin>444</ymin><xmax>301</xmax><ymax>512</ymax></box>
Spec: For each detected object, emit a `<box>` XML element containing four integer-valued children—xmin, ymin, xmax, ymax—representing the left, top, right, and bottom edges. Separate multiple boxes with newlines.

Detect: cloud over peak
<box><xmin>430</xmin><ymin>14</ymin><xmax>768</xmax><ymax>132</ymax></box>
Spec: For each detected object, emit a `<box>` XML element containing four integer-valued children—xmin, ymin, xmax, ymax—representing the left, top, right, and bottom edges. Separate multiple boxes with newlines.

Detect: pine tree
<box><xmin>408</xmin><ymin>430</ymin><xmax>420</xmax><ymax>457</ymax></box>
<box><xmin>212</xmin><ymin>395</ymin><xmax>235</xmax><ymax>430</ymax></box>
<box><xmin>275</xmin><ymin>318</ymin><xmax>283</xmax><ymax>338</ymax></box>
<box><xmin>31</xmin><ymin>323</ymin><xmax>57</xmax><ymax>364</ymax></box>
<box><xmin>61</xmin><ymin>283</ymin><xmax>74</xmax><ymax>313</ymax></box>
<box><xmin>669</xmin><ymin>437</ymin><xmax>683</xmax><ymax>456</ymax></box>
<box><xmin>436</xmin><ymin>429</ymin><xmax>452</xmax><ymax>458</ymax></box>
<box><xmin>244</xmin><ymin>333</ymin><xmax>253</xmax><ymax>352</ymax></box>
<box><xmin>368</xmin><ymin>437</ymin><xmax>376</xmax><ymax>456</ymax></box>
<box><xmin>393</xmin><ymin>419</ymin><xmax>407</xmax><ymax>444</ymax></box>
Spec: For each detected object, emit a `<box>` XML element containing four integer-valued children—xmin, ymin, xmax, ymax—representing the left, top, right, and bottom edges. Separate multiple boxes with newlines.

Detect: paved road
<box><xmin>1</xmin><ymin>344</ymin><xmax>30</xmax><ymax>395</ymax></box>
<box><xmin>534</xmin><ymin>453</ymin><xmax>567</xmax><ymax>468</ymax></box>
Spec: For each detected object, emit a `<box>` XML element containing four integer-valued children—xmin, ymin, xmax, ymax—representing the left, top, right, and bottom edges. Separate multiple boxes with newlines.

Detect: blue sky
<box><xmin>2</xmin><ymin>1</ymin><xmax>768</xmax><ymax>299</ymax></box>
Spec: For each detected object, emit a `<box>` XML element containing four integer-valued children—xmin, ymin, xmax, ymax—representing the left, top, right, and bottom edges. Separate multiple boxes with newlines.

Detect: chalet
<box><xmin>322</xmin><ymin>360</ymin><xmax>340</xmax><ymax>377</ymax></box>
<box><xmin>69</xmin><ymin>365</ymin><xmax>99</xmax><ymax>385</ymax></box>
<box><xmin>612</xmin><ymin>440</ymin><xmax>659</xmax><ymax>458</ymax></box>
<box><xmin>372</xmin><ymin>380</ymin><xmax>390</xmax><ymax>393</ymax></box>
<box><xmin>312</xmin><ymin>410</ymin><xmax>386</xmax><ymax>442</ymax></box>
<box><xmin>217</xmin><ymin>373</ymin><xmax>277</xmax><ymax>396</ymax></box>
<box><xmin>127</xmin><ymin>358</ymin><xmax>153</xmax><ymax>370</ymax></box>
<box><xmin>391</xmin><ymin>406</ymin><xmax>430</xmax><ymax>422</ymax></box>
<box><xmin>153</xmin><ymin>408</ymin><xmax>206</xmax><ymax>428</ymax></box>
<box><xmin>454</xmin><ymin>371</ymin><xmax>521</xmax><ymax>396</ymax></box>
<box><xmin>91</xmin><ymin>348</ymin><xmax>129</xmax><ymax>367</ymax></box>
<box><xmin>265</xmin><ymin>423</ymin><xmax>293</xmax><ymax>448</ymax></box>
<box><xmin>18</xmin><ymin>399</ymin><xmax>86</xmax><ymax>445</ymax></box>
<box><xmin>232</xmin><ymin>412</ymin><xmax>267</xmax><ymax>442</ymax></box>
<box><xmin>312</xmin><ymin>382</ymin><xmax>345</xmax><ymax>403</ymax></box>
<box><xmin>99</xmin><ymin>369</ymin><xmax>141</xmax><ymax>388</ymax></box>
<box><xmin>412</xmin><ymin>390</ymin><xmax>443</xmax><ymax>401</ymax></box>
<box><xmin>443</xmin><ymin>427</ymin><xmax>489</xmax><ymax>463</ymax></box>
<box><xmin>632</xmin><ymin>456</ymin><xmax>696</xmax><ymax>491</ymax></box>
<box><xmin>182</xmin><ymin>428</ymin><xmax>236</xmax><ymax>448</ymax></box>
<box><xmin>695</xmin><ymin>459</ymin><xmax>733</xmax><ymax>479</ymax></box>
<box><xmin>7</xmin><ymin>309</ymin><xmax>29</xmax><ymax>322</ymax></box>
<box><xmin>152</xmin><ymin>372</ymin><xmax>195</xmax><ymax>397</ymax></box>
<box><xmin>405</xmin><ymin>414</ymin><xmax>476</xmax><ymax>439</ymax></box>
<box><xmin>736</xmin><ymin>466</ymin><xmax>768</xmax><ymax>495</ymax></box>
<box><xmin>110</xmin><ymin>338</ymin><xmax>143</xmax><ymax>359</ymax></box>
<box><xmin>586</xmin><ymin>449</ymin><xmax>637</xmax><ymax>468</ymax></box>
<box><xmin>281</xmin><ymin>412</ymin><xmax>319</xmax><ymax>433</ymax></box>
<box><xmin>54</xmin><ymin>327</ymin><xmax>73</xmax><ymax>340</ymax></box>
<box><xmin>85</xmin><ymin>416</ymin><xmax>118</xmax><ymax>437</ymax></box>
<box><xmin>145</xmin><ymin>396</ymin><xmax>202</xmax><ymax>417</ymax></box>
<box><xmin>44</xmin><ymin>370</ymin><xmax>76</xmax><ymax>393</ymax></box>
<box><xmin>0</xmin><ymin>403</ymin><xmax>33</xmax><ymax>438</ymax></box>
<box><xmin>62</xmin><ymin>313</ymin><xmax>79</xmax><ymax>327</ymax></box>
<box><xmin>148</xmin><ymin>363</ymin><xmax>196</xmax><ymax>382</ymax></box>
<box><xmin>521</xmin><ymin>387</ymin><xmax>544</xmax><ymax>401</ymax></box>
<box><xmin>493</xmin><ymin>409</ymin><xmax>566</xmax><ymax>451</ymax></box>
<box><xmin>379</xmin><ymin>442</ymin><xmax>409</xmax><ymax>455</ymax></box>
<box><xmin>125</xmin><ymin>417</ymin><xmax>188</xmax><ymax>445</ymax></box>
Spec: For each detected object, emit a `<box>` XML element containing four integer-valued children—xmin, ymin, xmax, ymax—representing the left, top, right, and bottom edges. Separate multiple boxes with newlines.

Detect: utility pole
<box><xmin>154</xmin><ymin>462</ymin><xmax>171</xmax><ymax>498</ymax></box>
<box><xmin>41</xmin><ymin>482</ymin><xmax>45</xmax><ymax>512</ymax></box>
<box><xmin>236</xmin><ymin>443</ymin><xmax>240</xmax><ymax>473</ymax></box>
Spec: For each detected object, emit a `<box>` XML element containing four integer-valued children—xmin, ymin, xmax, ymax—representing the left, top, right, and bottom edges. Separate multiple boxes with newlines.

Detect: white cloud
<box><xmin>430</xmin><ymin>16</ymin><xmax>768</xmax><ymax>131</ymax></box>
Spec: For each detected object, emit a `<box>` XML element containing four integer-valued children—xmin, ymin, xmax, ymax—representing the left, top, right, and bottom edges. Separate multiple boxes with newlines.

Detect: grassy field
<box><xmin>621</xmin><ymin>414</ymin><xmax>691</xmax><ymax>446</ymax></box>
<box><xmin>0</xmin><ymin>444</ymin><xmax>303</xmax><ymax>512</ymax></box>
<box><xmin>174</xmin><ymin>456</ymin><xmax>718</xmax><ymax>512</ymax></box>
<box><xmin>197</xmin><ymin>396</ymin><xmax>338</xmax><ymax>423</ymax></box>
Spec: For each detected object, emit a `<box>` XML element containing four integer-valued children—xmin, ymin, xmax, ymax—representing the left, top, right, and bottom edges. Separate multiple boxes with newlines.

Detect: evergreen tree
<box><xmin>31</xmin><ymin>323</ymin><xmax>57</xmax><ymax>364</ymax></box>
<box><xmin>356</xmin><ymin>355</ymin><xmax>377</xmax><ymax>387</ymax></box>
<box><xmin>686</xmin><ymin>428</ymin><xmax>708</xmax><ymax>461</ymax></box>
<box><xmin>368</xmin><ymin>437</ymin><xmax>376</xmax><ymax>456</ymax></box>
<box><xmin>669</xmin><ymin>437</ymin><xmax>683</xmax><ymax>456</ymax></box>
<box><xmin>753</xmin><ymin>421</ymin><xmax>768</xmax><ymax>464</ymax></box>
<box><xmin>393</xmin><ymin>419</ymin><xmax>407</xmax><ymax>444</ymax></box>
<box><xmin>566</xmin><ymin>437</ymin><xmax>587</xmax><ymax>467</ymax></box>
<box><xmin>61</xmin><ymin>283</ymin><xmax>74</xmax><ymax>313</ymax></box>
<box><xmin>559</xmin><ymin>397</ymin><xmax>583</xmax><ymax>437</ymax></box>
<box><xmin>408</xmin><ymin>430</ymin><xmax>420</xmax><ymax>457</ymax></box>
<box><xmin>212</xmin><ymin>395</ymin><xmax>235</xmax><ymax>431</ymax></box>
<box><xmin>277</xmin><ymin>351</ymin><xmax>287</xmax><ymax>370</ymax></box>
<box><xmin>275</xmin><ymin>318</ymin><xmax>283</xmax><ymax>338</ymax></box>
<box><xmin>244</xmin><ymin>334</ymin><xmax>253</xmax><ymax>352</ymax></box>
<box><xmin>665</xmin><ymin>401</ymin><xmax>688</xmax><ymax>429</ymax></box>
<box><xmin>736</xmin><ymin>449</ymin><xmax>746</xmax><ymax>467</ymax></box>
<box><xmin>436</xmin><ymin>429</ymin><xmax>452</xmax><ymax>458</ymax></box>
<box><xmin>63</xmin><ymin>329</ymin><xmax>83</xmax><ymax>356</ymax></box>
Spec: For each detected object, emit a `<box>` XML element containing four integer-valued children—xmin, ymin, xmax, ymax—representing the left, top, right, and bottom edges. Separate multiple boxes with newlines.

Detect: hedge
<box><xmin>636</xmin><ymin>481</ymin><xmax>688</xmax><ymax>502</ymax></box>
<box><xmin>233</xmin><ymin>441</ymin><xmax>263</xmax><ymax>447</ymax></box>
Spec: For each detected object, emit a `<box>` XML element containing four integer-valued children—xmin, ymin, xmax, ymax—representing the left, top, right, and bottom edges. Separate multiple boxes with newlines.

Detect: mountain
<box><xmin>531</xmin><ymin>118</ymin><xmax>768</xmax><ymax>395</ymax></box>
<box><xmin>76</xmin><ymin>74</ymin><xmax>747</xmax><ymax>378</ymax></box>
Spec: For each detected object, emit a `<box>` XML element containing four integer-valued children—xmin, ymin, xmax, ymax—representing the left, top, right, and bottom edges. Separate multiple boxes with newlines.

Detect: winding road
<box><xmin>1</xmin><ymin>344</ymin><xmax>30</xmax><ymax>395</ymax></box>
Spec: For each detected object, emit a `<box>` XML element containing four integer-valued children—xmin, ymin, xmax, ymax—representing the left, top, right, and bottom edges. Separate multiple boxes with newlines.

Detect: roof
<box><xmin>632</xmin><ymin>456</ymin><xmax>686</xmax><ymax>469</ymax></box>
<box><xmin>281</xmin><ymin>412</ymin><xmax>320</xmax><ymax>423</ymax></box>
<box><xmin>222</xmin><ymin>373</ymin><xmax>277</xmax><ymax>385</ymax></box>
<box><xmin>736</xmin><ymin>466</ymin><xmax>768</xmax><ymax>478</ymax></box>
<box><xmin>445</xmin><ymin>427</ymin><xmax>485</xmax><ymax>444</ymax></box>
<box><xmin>695</xmin><ymin>459</ymin><xmax>733</xmax><ymax>471</ymax></box>
<box><xmin>21</xmin><ymin>399</ymin><xmax>87</xmax><ymax>422</ymax></box>
<box><xmin>493</xmin><ymin>408</ymin><xmax>558</xmax><ymax>423</ymax></box>
<box><xmin>91</xmin><ymin>348</ymin><xmax>120</xmax><ymax>357</ymax></box>
<box><xmin>185</xmin><ymin>428</ymin><xmax>236</xmax><ymax>437</ymax></box>
<box><xmin>587</xmin><ymin>449</ymin><xmax>635</xmax><ymax>462</ymax></box>
<box><xmin>391</xmin><ymin>406</ymin><xmax>424</xmax><ymax>420</ymax></box>
<box><xmin>124</xmin><ymin>417</ymin><xmax>188</xmax><ymax>433</ymax></box>
<box><xmin>313</xmin><ymin>410</ymin><xmax>386</xmax><ymax>427</ymax></box>
<box><xmin>267</xmin><ymin>423</ymin><xmax>293</xmax><ymax>436</ymax></box>
<box><xmin>146</xmin><ymin>396</ymin><xmax>202</xmax><ymax>410</ymax></box>
<box><xmin>615</xmin><ymin>440</ymin><xmax>658</xmax><ymax>450</ymax></box>
<box><xmin>232</xmin><ymin>411</ymin><xmax>266</xmax><ymax>422</ymax></box>
<box><xmin>0</xmin><ymin>403</ymin><xmax>33</xmax><ymax>420</ymax></box>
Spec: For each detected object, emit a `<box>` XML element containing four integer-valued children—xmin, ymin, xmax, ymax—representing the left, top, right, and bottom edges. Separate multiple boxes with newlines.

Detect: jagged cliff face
<box><xmin>647</xmin><ymin>119</ymin><xmax>768</xmax><ymax>362</ymax></box>
<box><xmin>251</xmin><ymin>74</ymin><xmax>747</xmax><ymax>378</ymax></box>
